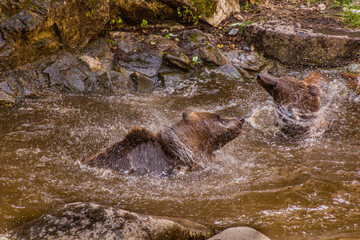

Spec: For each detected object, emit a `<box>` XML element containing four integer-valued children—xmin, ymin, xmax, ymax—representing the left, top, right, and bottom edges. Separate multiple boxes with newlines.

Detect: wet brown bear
<box><xmin>257</xmin><ymin>72</ymin><xmax>328</xmax><ymax>138</ymax></box>
<box><xmin>83</xmin><ymin>110</ymin><xmax>244</xmax><ymax>176</ymax></box>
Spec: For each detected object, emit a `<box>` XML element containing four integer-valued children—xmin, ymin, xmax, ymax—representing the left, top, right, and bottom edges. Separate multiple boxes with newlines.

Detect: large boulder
<box><xmin>0</xmin><ymin>0</ymin><xmax>60</xmax><ymax>71</ymax></box>
<box><xmin>0</xmin><ymin>202</ymin><xmax>212</xmax><ymax>240</ymax></box>
<box><xmin>244</xmin><ymin>20</ymin><xmax>360</xmax><ymax>67</ymax></box>
<box><xmin>164</xmin><ymin>0</ymin><xmax>240</xmax><ymax>26</ymax></box>
<box><xmin>52</xmin><ymin>0</ymin><xmax>110</xmax><ymax>49</ymax></box>
<box><xmin>0</xmin><ymin>0</ymin><xmax>110</xmax><ymax>72</ymax></box>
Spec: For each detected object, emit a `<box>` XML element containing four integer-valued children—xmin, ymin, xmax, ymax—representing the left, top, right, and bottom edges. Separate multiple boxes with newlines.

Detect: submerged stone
<box><xmin>0</xmin><ymin>202</ymin><xmax>212</xmax><ymax>240</ymax></box>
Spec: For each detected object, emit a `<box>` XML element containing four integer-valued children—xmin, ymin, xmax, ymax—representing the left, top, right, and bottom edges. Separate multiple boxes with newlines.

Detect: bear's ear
<box><xmin>182</xmin><ymin>109</ymin><xmax>198</xmax><ymax>121</ymax></box>
<box><xmin>308</xmin><ymin>85</ymin><xmax>320</xmax><ymax>97</ymax></box>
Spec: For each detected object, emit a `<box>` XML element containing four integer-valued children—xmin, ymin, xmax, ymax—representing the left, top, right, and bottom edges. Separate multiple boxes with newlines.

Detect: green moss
<box><xmin>192</xmin><ymin>0</ymin><xmax>217</xmax><ymax>17</ymax></box>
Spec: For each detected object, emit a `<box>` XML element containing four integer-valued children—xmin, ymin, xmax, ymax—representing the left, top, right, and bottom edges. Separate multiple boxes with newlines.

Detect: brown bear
<box><xmin>257</xmin><ymin>72</ymin><xmax>328</xmax><ymax>138</ymax></box>
<box><xmin>83</xmin><ymin>110</ymin><xmax>244</xmax><ymax>176</ymax></box>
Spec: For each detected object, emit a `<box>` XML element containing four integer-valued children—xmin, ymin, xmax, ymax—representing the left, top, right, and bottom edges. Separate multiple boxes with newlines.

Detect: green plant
<box><xmin>344</xmin><ymin>8</ymin><xmax>360</xmax><ymax>27</ymax></box>
<box><xmin>230</xmin><ymin>21</ymin><xmax>252</xmax><ymax>34</ymax></box>
<box><xmin>192</xmin><ymin>56</ymin><xmax>199</xmax><ymax>66</ymax></box>
<box><xmin>177</xmin><ymin>6</ymin><xmax>201</xmax><ymax>25</ymax></box>
<box><xmin>141</xmin><ymin>19</ymin><xmax>149</xmax><ymax>28</ymax></box>
<box><xmin>86</xmin><ymin>9</ymin><xmax>94</xmax><ymax>18</ymax></box>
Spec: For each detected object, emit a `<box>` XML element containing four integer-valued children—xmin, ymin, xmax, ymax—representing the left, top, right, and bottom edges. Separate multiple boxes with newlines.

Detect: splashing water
<box><xmin>0</xmin><ymin>72</ymin><xmax>359</xmax><ymax>239</ymax></box>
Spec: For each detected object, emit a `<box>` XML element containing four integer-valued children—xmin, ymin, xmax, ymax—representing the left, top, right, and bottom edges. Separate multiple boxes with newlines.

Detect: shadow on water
<box><xmin>0</xmin><ymin>71</ymin><xmax>359</xmax><ymax>239</ymax></box>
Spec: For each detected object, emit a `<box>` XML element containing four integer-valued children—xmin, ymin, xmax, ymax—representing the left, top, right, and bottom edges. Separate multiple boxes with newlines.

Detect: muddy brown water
<box><xmin>0</xmin><ymin>70</ymin><xmax>359</xmax><ymax>239</ymax></box>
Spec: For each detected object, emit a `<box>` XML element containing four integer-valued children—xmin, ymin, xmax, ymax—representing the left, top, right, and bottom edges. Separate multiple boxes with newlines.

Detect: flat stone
<box><xmin>208</xmin><ymin>227</ymin><xmax>270</xmax><ymax>240</ymax></box>
<box><xmin>244</xmin><ymin>20</ymin><xmax>360</xmax><ymax>67</ymax></box>
<box><xmin>0</xmin><ymin>202</ymin><xmax>212</xmax><ymax>240</ymax></box>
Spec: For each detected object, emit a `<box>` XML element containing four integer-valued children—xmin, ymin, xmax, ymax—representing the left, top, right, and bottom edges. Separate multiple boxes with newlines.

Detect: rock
<box><xmin>166</xmin><ymin>0</ymin><xmax>240</xmax><ymax>26</ymax></box>
<box><xmin>228</xmin><ymin>28</ymin><xmax>239</xmax><ymax>36</ymax></box>
<box><xmin>79</xmin><ymin>55</ymin><xmax>103</xmax><ymax>72</ymax></box>
<box><xmin>199</xmin><ymin>45</ymin><xmax>226</xmax><ymax>66</ymax></box>
<box><xmin>53</xmin><ymin>0</ymin><xmax>110</xmax><ymax>49</ymax></box>
<box><xmin>0</xmin><ymin>0</ymin><xmax>111</xmax><ymax>71</ymax></box>
<box><xmin>159</xmin><ymin>72</ymin><xmax>187</xmax><ymax>89</ymax></box>
<box><xmin>208</xmin><ymin>227</ymin><xmax>271</xmax><ymax>240</ymax></box>
<box><xmin>64</xmin><ymin>68</ymin><xmax>86</xmax><ymax>92</ymax></box>
<box><xmin>216</xmin><ymin>63</ymin><xmax>243</xmax><ymax>80</ymax></box>
<box><xmin>225</xmin><ymin>50</ymin><xmax>267</xmax><ymax>72</ymax></box>
<box><xmin>180</xmin><ymin>29</ymin><xmax>226</xmax><ymax>67</ymax></box>
<box><xmin>115</xmin><ymin>49</ymin><xmax>163</xmax><ymax>78</ymax></box>
<box><xmin>244</xmin><ymin>20</ymin><xmax>360</xmax><ymax>67</ymax></box>
<box><xmin>94</xmin><ymin>70</ymin><xmax>129</xmax><ymax>94</ymax></box>
<box><xmin>0</xmin><ymin>202</ymin><xmax>212</xmax><ymax>240</ymax></box>
<box><xmin>111</xmin><ymin>0</ymin><xmax>174</xmax><ymax>23</ymax></box>
<box><xmin>130</xmin><ymin>72</ymin><xmax>155</xmax><ymax>93</ymax></box>
<box><xmin>0</xmin><ymin>91</ymin><xmax>16</xmax><ymax>108</ymax></box>
<box><xmin>43</xmin><ymin>53</ymin><xmax>79</xmax><ymax>87</ymax></box>
<box><xmin>165</xmin><ymin>46</ymin><xmax>191</xmax><ymax>71</ymax></box>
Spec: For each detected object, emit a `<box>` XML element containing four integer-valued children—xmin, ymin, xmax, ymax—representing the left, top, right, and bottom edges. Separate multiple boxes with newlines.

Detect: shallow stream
<box><xmin>0</xmin><ymin>70</ymin><xmax>359</xmax><ymax>239</ymax></box>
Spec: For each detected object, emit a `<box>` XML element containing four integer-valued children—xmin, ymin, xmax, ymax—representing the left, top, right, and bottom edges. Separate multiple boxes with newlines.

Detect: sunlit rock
<box><xmin>208</xmin><ymin>227</ymin><xmax>271</xmax><ymax>240</ymax></box>
<box><xmin>79</xmin><ymin>55</ymin><xmax>103</xmax><ymax>72</ymax></box>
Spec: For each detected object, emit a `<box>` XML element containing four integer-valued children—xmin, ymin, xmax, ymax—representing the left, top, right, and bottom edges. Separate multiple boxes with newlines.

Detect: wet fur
<box><xmin>83</xmin><ymin>110</ymin><xmax>244</xmax><ymax>176</ymax></box>
<box><xmin>257</xmin><ymin>72</ymin><xmax>325</xmax><ymax>138</ymax></box>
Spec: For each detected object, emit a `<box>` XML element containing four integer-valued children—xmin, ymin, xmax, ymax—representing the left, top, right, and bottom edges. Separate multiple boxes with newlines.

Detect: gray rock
<box><xmin>228</xmin><ymin>28</ymin><xmax>239</xmax><ymax>36</ymax></box>
<box><xmin>216</xmin><ymin>63</ymin><xmax>243</xmax><ymax>80</ymax></box>
<box><xmin>0</xmin><ymin>202</ymin><xmax>212</xmax><ymax>240</ymax></box>
<box><xmin>94</xmin><ymin>70</ymin><xmax>129</xmax><ymax>94</ymax></box>
<box><xmin>130</xmin><ymin>72</ymin><xmax>155</xmax><ymax>93</ymax></box>
<box><xmin>208</xmin><ymin>227</ymin><xmax>270</xmax><ymax>240</ymax></box>
<box><xmin>43</xmin><ymin>53</ymin><xmax>79</xmax><ymax>87</ymax></box>
<box><xmin>225</xmin><ymin>50</ymin><xmax>266</xmax><ymax>72</ymax></box>
<box><xmin>115</xmin><ymin>49</ymin><xmax>163</xmax><ymax>78</ymax></box>
<box><xmin>64</xmin><ymin>68</ymin><xmax>86</xmax><ymax>92</ymax></box>
<box><xmin>244</xmin><ymin>20</ymin><xmax>360</xmax><ymax>67</ymax></box>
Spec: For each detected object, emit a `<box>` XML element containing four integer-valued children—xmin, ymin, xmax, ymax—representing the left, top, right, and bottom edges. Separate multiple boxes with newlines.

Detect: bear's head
<box><xmin>161</xmin><ymin>110</ymin><xmax>244</xmax><ymax>167</ymax></box>
<box><xmin>257</xmin><ymin>72</ymin><xmax>321</xmax><ymax>116</ymax></box>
